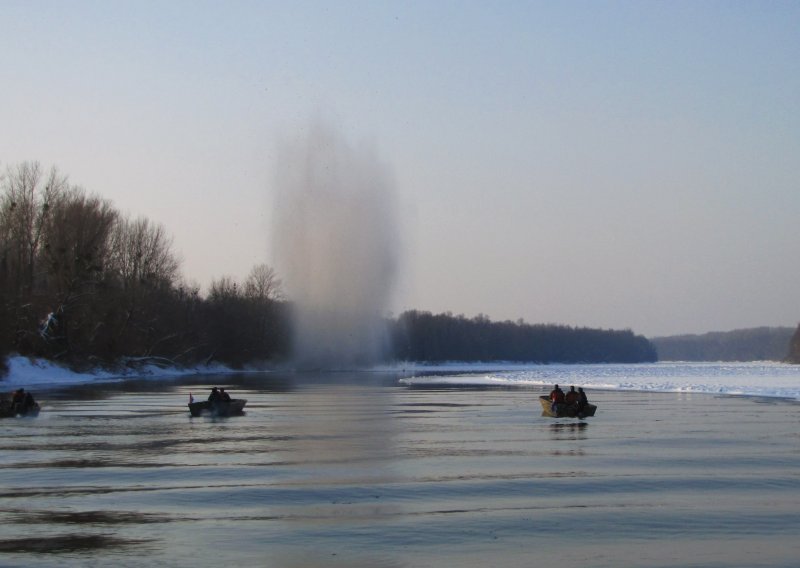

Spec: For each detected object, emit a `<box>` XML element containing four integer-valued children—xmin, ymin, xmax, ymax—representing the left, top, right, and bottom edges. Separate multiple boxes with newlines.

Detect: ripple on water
<box><xmin>0</xmin><ymin>373</ymin><xmax>799</xmax><ymax>568</ymax></box>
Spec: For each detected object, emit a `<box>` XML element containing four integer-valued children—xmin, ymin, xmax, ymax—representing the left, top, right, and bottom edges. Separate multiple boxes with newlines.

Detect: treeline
<box><xmin>391</xmin><ymin>311</ymin><xmax>657</xmax><ymax>363</ymax></box>
<box><xmin>0</xmin><ymin>162</ymin><xmax>288</xmax><ymax>372</ymax></box>
<box><xmin>650</xmin><ymin>327</ymin><xmax>796</xmax><ymax>362</ymax></box>
<box><xmin>2</xmin><ymin>161</ymin><xmax>658</xmax><ymax>374</ymax></box>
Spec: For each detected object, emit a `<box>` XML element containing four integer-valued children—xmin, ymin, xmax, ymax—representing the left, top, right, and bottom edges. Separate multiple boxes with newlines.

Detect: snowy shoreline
<box><xmin>398</xmin><ymin>361</ymin><xmax>800</xmax><ymax>401</ymax></box>
<box><xmin>2</xmin><ymin>355</ymin><xmax>799</xmax><ymax>401</ymax></box>
<box><xmin>0</xmin><ymin>355</ymin><xmax>241</xmax><ymax>391</ymax></box>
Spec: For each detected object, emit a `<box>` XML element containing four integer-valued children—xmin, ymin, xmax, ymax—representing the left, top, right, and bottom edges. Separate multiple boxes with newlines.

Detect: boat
<box><xmin>0</xmin><ymin>392</ymin><xmax>40</xmax><ymax>418</ymax></box>
<box><xmin>539</xmin><ymin>396</ymin><xmax>597</xmax><ymax>418</ymax></box>
<box><xmin>0</xmin><ymin>403</ymin><xmax>40</xmax><ymax>418</ymax></box>
<box><xmin>188</xmin><ymin>398</ymin><xmax>247</xmax><ymax>417</ymax></box>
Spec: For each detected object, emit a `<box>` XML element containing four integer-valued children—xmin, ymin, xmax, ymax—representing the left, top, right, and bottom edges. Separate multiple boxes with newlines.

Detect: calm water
<box><xmin>1</xmin><ymin>370</ymin><xmax>799</xmax><ymax>567</ymax></box>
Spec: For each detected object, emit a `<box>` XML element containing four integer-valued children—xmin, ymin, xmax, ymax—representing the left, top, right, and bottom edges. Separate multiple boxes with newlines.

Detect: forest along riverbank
<box><xmin>1</xmin><ymin>372</ymin><xmax>798</xmax><ymax>568</ymax></box>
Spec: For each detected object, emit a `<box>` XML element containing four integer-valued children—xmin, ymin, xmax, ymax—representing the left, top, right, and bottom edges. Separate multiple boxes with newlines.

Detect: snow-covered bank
<box><xmin>0</xmin><ymin>357</ymin><xmax>518</xmax><ymax>391</ymax></box>
<box><xmin>3</xmin><ymin>356</ymin><xmax>799</xmax><ymax>401</ymax></box>
<box><xmin>0</xmin><ymin>355</ymin><xmax>238</xmax><ymax>390</ymax></box>
<box><xmin>399</xmin><ymin>362</ymin><xmax>800</xmax><ymax>401</ymax></box>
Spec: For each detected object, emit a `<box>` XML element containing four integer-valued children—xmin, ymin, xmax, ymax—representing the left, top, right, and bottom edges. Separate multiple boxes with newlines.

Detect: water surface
<box><xmin>1</xmin><ymin>370</ymin><xmax>798</xmax><ymax>567</ymax></box>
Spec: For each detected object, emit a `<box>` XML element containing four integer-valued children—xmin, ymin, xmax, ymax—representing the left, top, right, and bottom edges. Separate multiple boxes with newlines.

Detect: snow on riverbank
<box><xmin>3</xmin><ymin>356</ymin><xmax>799</xmax><ymax>401</ymax></box>
<box><xmin>0</xmin><ymin>355</ymin><xmax>236</xmax><ymax>390</ymax></box>
<box><xmin>399</xmin><ymin>362</ymin><xmax>800</xmax><ymax>401</ymax></box>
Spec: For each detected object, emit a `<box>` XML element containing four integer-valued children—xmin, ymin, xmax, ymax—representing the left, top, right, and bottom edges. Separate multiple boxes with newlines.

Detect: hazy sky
<box><xmin>2</xmin><ymin>1</ymin><xmax>799</xmax><ymax>337</ymax></box>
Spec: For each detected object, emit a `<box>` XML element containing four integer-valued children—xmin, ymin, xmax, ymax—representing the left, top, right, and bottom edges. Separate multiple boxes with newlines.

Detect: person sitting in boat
<box><xmin>577</xmin><ymin>388</ymin><xmax>589</xmax><ymax>411</ymax></box>
<box><xmin>208</xmin><ymin>387</ymin><xmax>222</xmax><ymax>403</ymax></box>
<box><xmin>11</xmin><ymin>388</ymin><xmax>26</xmax><ymax>414</ymax></box>
<box><xmin>22</xmin><ymin>391</ymin><xmax>36</xmax><ymax>412</ymax></box>
<box><xmin>549</xmin><ymin>384</ymin><xmax>565</xmax><ymax>412</ymax></box>
<box><xmin>7</xmin><ymin>389</ymin><xmax>36</xmax><ymax>415</ymax></box>
<box><xmin>565</xmin><ymin>386</ymin><xmax>579</xmax><ymax>405</ymax></box>
<box><xmin>219</xmin><ymin>388</ymin><xmax>231</xmax><ymax>402</ymax></box>
<box><xmin>549</xmin><ymin>385</ymin><xmax>565</xmax><ymax>404</ymax></box>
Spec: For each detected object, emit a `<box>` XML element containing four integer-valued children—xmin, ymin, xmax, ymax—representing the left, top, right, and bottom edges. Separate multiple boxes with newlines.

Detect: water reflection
<box><xmin>3</xmin><ymin>376</ymin><xmax>799</xmax><ymax>567</ymax></box>
<box><xmin>0</xmin><ymin>534</ymin><xmax>151</xmax><ymax>553</ymax></box>
<box><xmin>547</xmin><ymin>421</ymin><xmax>589</xmax><ymax>442</ymax></box>
<box><xmin>548</xmin><ymin>422</ymin><xmax>588</xmax><ymax>431</ymax></box>
<box><xmin>281</xmin><ymin>384</ymin><xmax>401</xmax><ymax>477</ymax></box>
<box><xmin>7</xmin><ymin>509</ymin><xmax>171</xmax><ymax>525</ymax></box>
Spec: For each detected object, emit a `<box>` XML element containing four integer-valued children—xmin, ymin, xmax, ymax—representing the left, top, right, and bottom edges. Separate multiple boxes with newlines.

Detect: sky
<box><xmin>1</xmin><ymin>0</ymin><xmax>799</xmax><ymax>338</ymax></box>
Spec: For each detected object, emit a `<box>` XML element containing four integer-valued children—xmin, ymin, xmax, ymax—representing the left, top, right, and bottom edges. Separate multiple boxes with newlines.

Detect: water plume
<box><xmin>272</xmin><ymin>122</ymin><xmax>399</xmax><ymax>369</ymax></box>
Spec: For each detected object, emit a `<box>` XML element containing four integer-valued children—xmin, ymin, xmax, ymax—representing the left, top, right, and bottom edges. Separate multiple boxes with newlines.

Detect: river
<box><xmin>1</xmin><ymin>366</ymin><xmax>799</xmax><ymax>567</ymax></box>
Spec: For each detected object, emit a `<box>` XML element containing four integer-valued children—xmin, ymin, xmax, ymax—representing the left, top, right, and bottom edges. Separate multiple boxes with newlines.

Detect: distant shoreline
<box><xmin>4</xmin><ymin>355</ymin><xmax>799</xmax><ymax>402</ymax></box>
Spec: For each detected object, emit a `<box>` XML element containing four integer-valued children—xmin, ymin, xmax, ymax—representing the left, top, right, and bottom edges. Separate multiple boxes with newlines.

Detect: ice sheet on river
<box><xmin>398</xmin><ymin>362</ymin><xmax>800</xmax><ymax>401</ymax></box>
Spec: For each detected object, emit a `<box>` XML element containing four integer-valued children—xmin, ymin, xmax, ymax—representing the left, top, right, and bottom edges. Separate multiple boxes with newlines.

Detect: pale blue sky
<box><xmin>2</xmin><ymin>1</ymin><xmax>799</xmax><ymax>336</ymax></box>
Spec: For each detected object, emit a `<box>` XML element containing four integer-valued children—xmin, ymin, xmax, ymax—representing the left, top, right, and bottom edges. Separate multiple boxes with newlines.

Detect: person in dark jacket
<box><xmin>578</xmin><ymin>388</ymin><xmax>589</xmax><ymax>411</ymax></box>
<box><xmin>11</xmin><ymin>389</ymin><xmax>25</xmax><ymax>414</ymax></box>
<box><xmin>565</xmin><ymin>386</ymin><xmax>579</xmax><ymax>405</ymax></box>
<box><xmin>549</xmin><ymin>384</ymin><xmax>565</xmax><ymax>403</ymax></box>
<box><xmin>549</xmin><ymin>384</ymin><xmax>565</xmax><ymax>412</ymax></box>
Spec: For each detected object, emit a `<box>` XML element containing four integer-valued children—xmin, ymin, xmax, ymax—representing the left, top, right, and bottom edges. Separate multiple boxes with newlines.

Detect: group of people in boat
<box><xmin>207</xmin><ymin>387</ymin><xmax>232</xmax><ymax>404</ymax></box>
<box><xmin>1</xmin><ymin>388</ymin><xmax>38</xmax><ymax>416</ymax></box>
<box><xmin>549</xmin><ymin>384</ymin><xmax>589</xmax><ymax>413</ymax></box>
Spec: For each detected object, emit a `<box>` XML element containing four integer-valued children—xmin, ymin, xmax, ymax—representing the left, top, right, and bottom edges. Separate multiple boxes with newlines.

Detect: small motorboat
<box><xmin>0</xmin><ymin>391</ymin><xmax>40</xmax><ymax>418</ymax></box>
<box><xmin>539</xmin><ymin>396</ymin><xmax>596</xmax><ymax>419</ymax></box>
<box><xmin>188</xmin><ymin>398</ymin><xmax>247</xmax><ymax>417</ymax></box>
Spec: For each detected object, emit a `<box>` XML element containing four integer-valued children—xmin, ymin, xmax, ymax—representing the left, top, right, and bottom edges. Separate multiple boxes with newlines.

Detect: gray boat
<box><xmin>188</xmin><ymin>398</ymin><xmax>247</xmax><ymax>417</ymax></box>
<box><xmin>539</xmin><ymin>395</ymin><xmax>596</xmax><ymax>418</ymax></box>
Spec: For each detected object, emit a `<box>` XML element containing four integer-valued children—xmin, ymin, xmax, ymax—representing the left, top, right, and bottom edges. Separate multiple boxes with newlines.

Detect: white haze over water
<box><xmin>272</xmin><ymin>123</ymin><xmax>399</xmax><ymax>369</ymax></box>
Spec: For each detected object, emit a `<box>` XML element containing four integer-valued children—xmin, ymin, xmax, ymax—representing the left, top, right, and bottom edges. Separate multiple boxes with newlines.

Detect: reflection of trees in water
<box><xmin>0</xmin><ymin>534</ymin><xmax>151</xmax><ymax>553</ymax></box>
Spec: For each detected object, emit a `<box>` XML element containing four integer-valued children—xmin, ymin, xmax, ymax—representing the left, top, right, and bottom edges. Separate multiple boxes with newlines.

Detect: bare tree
<box><xmin>103</xmin><ymin>215</ymin><xmax>182</xmax><ymax>358</ymax></box>
<box><xmin>38</xmin><ymin>187</ymin><xmax>118</xmax><ymax>358</ymax></box>
<box><xmin>244</xmin><ymin>264</ymin><xmax>285</xmax><ymax>363</ymax></box>
<box><xmin>244</xmin><ymin>263</ymin><xmax>283</xmax><ymax>303</ymax></box>
<box><xmin>0</xmin><ymin>163</ymin><xmax>70</xmax><ymax>357</ymax></box>
<box><xmin>108</xmin><ymin>215</ymin><xmax>181</xmax><ymax>290</ymax></box>
<box><xmin>208</xmin><ymin>275</ymin><xmax>240</xmax><ymax>302</ymax></box>
<box><xmin>41</xmin><ymin>187</ymin><xmax>117</xmax><ymax>295</ymax></box>
<box><xmin>0</xmin><ymin>162</ymin><xmax>68</xmax><ymax>296</ymax></box>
